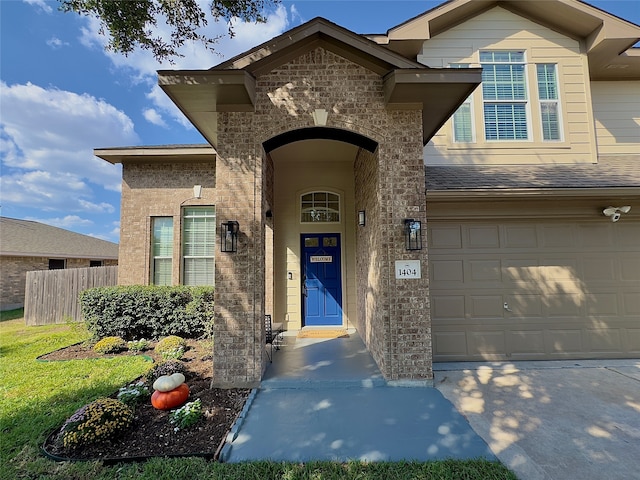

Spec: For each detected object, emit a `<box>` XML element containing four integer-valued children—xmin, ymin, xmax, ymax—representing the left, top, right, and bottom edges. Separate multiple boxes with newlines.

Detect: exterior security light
<box><xmin>603</xmin><ymin>206</ymin><xmax>631</xmax><ymax>222</ymax></box>
<box><xmin>221</xmin><ymin>221</ymin><xmax>239</xmax><ymax>252</ymax></box>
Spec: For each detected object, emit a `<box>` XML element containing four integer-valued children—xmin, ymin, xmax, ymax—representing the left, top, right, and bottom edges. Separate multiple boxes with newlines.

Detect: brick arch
<box><xmin>263</xmin><ymin>126</ymin><xmax>378</xmax><ymax>154</ymax></box>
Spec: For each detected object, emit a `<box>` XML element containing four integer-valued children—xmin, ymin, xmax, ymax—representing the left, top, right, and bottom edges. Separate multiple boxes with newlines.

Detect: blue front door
<box><xmin>302</xmin><ymin>234</ymin><xmax>343</xmax><ymax>326</ymax></box>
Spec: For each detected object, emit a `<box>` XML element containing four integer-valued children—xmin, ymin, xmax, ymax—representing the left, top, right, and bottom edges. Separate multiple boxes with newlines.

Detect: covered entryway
<box><xmin>428</xmin><ymin>217</ymin><xmax>640</xmax><ymax>361</ymax></box>
<box><xmin>267</xmin><ymin>134</ymin><xmax>363</xmax><ymax>332</ymax></box>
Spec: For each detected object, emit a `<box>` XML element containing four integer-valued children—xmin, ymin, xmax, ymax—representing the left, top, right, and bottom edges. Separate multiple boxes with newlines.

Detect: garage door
<box><xmin>428</xmin><ymin>220</ymin><xmax>640</xmax><ymax>361</ymax></box>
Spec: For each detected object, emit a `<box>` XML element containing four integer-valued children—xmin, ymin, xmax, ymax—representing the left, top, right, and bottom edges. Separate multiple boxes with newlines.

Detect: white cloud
<box><xmin>47</xmin><ymin>37</ymin><xmax>69</xmax><ymax>49</ymax></box>
<box><xmin>27</xmin><ymin>215</ymin><xmax>94</xmax><ymax>229</ymax></box>
<box><xmin>0</xmin><ymin>81</ymin><xmax>135</xmax><ymax>214</ymax></box>
<box><xmin>77</xmin><ymin>3</ymin><xmax>292</xmax><ymax>127</ymax></box>
<box><xmin>23</xmin><ymin>0</ymin><xmax>52</xmax><ymax>14</ymax></box>
<box><xmin>143</xmin><ymin>108</ymin><xmax>168</xmax><ymax>128</ymax></box>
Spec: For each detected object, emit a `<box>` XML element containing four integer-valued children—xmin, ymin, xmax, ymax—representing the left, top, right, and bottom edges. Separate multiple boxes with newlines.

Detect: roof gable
<box><xmin>372</xmin><ymin>0</ymin><xmax>640</xmax><ymax>80</ymax></box>
<box><xmin>216</xmin><ymin>17</ymin><xmax>423</xmax><ymax>76</ymax></box>
<box><xmin>158</xmin><ymin>16</ymin><xmax>482</xmax><ymax>147</ymax></box>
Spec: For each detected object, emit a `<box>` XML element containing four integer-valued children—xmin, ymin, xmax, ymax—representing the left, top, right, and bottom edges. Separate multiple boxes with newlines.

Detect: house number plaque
<box><xmin>395</xmin><ymin>260</ymin><xmax>421</xmax><ymax>279</ymax></box>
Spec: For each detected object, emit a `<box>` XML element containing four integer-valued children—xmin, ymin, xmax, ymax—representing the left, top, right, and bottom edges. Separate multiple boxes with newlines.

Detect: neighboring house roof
<box><xmin>0</xmin><ymin>217</ymin><xmax>119</xmax><ymax>259</ymax></box>
<box><xmin>371</xmin><ymin>0</ymin><xmax>640</xmax><ymax>81</ymax></box>
<box><xmin>157</xmin><ymin>17</ymin><xmax>482</xmax><ymax>147</ymax></box>
<box><xmin>426</xmin><ymin>156</ymin><xmax>640</xmax><ymax>194</ymax></box>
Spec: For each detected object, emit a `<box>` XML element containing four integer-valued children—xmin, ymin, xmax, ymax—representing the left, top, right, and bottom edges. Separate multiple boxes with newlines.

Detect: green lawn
<box><xmin>0</xmin><ymin>316</ymin><xmax>516</xmax><ymax>480</ymax></box>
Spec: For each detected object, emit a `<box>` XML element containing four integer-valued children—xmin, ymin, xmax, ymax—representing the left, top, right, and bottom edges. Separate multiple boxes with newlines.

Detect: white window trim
<box><xmin>151</xmin><ymin>216</ymin><xmax>173</xmax><ymax>286</ymax></box>
<box><xmin>181</xmin><ymin>207</ymin><xmax>216</xmax><ymax>286</ymax></box>
<box><xmin>480</xmin><ymin>50</ymin><xmax>533</xmax><ymax>142</ymax></box>
<box><xmin>450</xmin><ymin>63</ymin><xmax>476</xmax><ymax>143</ymax></box>
<box><xmin>536</xmin><ymin>63</ymin><xmax>564</xmax><ymax>142</ymax></box>
<box><xmin>300</xmin><ymin>191</ymin><xmax>341</xmax><ymax>224</ymax></box>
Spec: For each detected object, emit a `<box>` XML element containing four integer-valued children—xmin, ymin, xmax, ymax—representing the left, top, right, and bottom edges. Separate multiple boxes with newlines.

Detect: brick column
<box><xmin>212</xmin><ymin>112</ymin><xmax>265</xmax><ymax>388</ymax></box>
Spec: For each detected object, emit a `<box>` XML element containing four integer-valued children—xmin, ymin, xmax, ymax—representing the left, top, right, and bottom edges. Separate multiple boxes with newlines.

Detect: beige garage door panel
<box><xmin>429</xmin><ymin>220</ymin><xmax>640</xmax><ymax>361</ymax></box>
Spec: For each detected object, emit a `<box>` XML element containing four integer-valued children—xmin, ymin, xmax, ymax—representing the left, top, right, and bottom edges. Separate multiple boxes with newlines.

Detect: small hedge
<box><xmin>80</xmin><ymin>285</ymin><xmax>214</xmax><ymax>340</ymax></box>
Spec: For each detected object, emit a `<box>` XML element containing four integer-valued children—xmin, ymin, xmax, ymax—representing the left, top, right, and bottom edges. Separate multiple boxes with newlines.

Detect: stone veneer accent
<box><xmin>211</xmin><ymin>47</ymin><xmax>433</xmax><ymax>385</ymax></box>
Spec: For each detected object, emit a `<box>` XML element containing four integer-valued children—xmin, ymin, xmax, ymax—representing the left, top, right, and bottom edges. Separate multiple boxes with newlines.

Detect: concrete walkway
<box><xmin>435</xmin><ymin>360</ymin><xmax>640</xmax><ymax>480</ymax></box>
<box><xmin>221</xmin><ymin>332</ymin><xmax>495</xmax><ymax>463</ymax></box>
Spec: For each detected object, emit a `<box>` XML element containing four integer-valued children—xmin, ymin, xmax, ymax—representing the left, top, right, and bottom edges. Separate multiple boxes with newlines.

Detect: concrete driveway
<box><xmin>434</xmin><ymin>360</ymin><xmax>640</xmax><ymax>480</ymax></box>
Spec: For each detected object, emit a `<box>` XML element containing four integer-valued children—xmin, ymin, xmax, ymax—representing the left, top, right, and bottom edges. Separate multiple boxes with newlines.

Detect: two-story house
<box><xmin>96</xmin><ymin>0</ymin><xmax>639</xmax><ymax>387</ymax></box>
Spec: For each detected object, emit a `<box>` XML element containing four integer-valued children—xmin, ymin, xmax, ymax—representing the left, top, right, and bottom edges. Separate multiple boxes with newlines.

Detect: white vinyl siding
<box><xmin>420</xmin><ymin>6</ymin><xmax>593</xmax><ymax>165</ymax></box>
<box><xmin>481</xmin><ymin>51</ymin><xmax>529</xmax><ymax>141</ymax></box>
<box><xmin>182</xmin><ymin>207</ymin><xmax>215</xmax><ymax>286</ymax></box>
<box><xmin>537</xmin><ymin>64</ymin><xmax>562</xmax><ymax>141</ymax></box>
<box><xmin>591</xmin><ymin>81</ymin><xmax>640</xmax><ymax>156</ymax></box>
<box><xmin>151</xmin><ymin>217</ymin><xmax>173</xmax><ymax>286</ymax></box>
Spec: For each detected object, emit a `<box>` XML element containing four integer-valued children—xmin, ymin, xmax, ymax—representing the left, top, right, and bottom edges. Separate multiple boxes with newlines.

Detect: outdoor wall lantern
<box><xmin>221</xmin><ymin>221</ymin><xmax>239</xmax><ymax>252</ymax></box>
<box><xmin>404</xmin><ymin>219</ymin><xmax>422</xmax><ymax>250</ymax></box>
<box><xmin>358</xmin><ymin>210</ymin><xmax>366</xmax><ymax>227</ymax></box>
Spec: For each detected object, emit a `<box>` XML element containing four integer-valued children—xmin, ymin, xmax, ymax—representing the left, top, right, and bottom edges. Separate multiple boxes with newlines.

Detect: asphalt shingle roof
<box><xmin>426</xmin><ymin>156</ymin><xmax>640</xmax><ymax>191</ymax></box>
<box><xmin>0</xmin><ymin>217</ymin><xmax>119</xmax><ymax>259</ymax></box>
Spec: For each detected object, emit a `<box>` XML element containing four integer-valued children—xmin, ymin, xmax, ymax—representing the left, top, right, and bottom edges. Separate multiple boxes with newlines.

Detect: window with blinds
<box><xmin>182</xmin><ymin>207</ymin><xmax>215</xmax><ymax>286</ymax></box>
<box><xmin>536</xmin><ymin>64</ymin><xmax>562</xmax><ymax>141</ymax></box>
<box><xmin>481</xmin><ymin>51</ymin><xmax>529</xmax><ymax>141</ymax></box>
<box><xmin>152</xmin><ymin>217</ymin><xmax>173</xmax><ymax>285</ymax></box>
<box><xmin>450</xmin><ymin>64</ymin><xmax>474</xmax><ymax>143</ymax></box>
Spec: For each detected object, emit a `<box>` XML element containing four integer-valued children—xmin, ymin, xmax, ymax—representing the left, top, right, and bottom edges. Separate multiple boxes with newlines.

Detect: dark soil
<box><xmin>40</xmin><ymin>340</ymin><xmax>250</xmax><ymax>462</ymax></box>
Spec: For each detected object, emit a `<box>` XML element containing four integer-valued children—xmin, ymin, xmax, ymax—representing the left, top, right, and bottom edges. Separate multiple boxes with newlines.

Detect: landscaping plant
<box><xmin>0</xmin><ymin>317</ymin><xmax>516</xmax><ymax>480</ymax></box>
<box><xmin>93</xmin><ymin>335</ymin><xmax>126</xmax><ymax>354</ymax></box>
<box><xmin>155</xmin><ymin>335</ymin><xmax>187</xmax><ymax>360</ymax></box>
<box><xmin>59</xmin><ymin>398</ymin><xmax>133</xmax><ymax>449</ymax></box>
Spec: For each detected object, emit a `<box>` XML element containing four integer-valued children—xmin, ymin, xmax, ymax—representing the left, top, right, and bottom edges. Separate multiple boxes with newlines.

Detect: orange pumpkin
<box><xmin>151</xmin><ymin>383</ymin><xmax>189</xmax><ymax>410</ymax></box>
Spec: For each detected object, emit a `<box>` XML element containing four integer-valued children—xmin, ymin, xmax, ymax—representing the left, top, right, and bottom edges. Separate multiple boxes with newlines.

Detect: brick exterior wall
<box><xmin>211</xmin><ymin>47</ymin><xmax>432</xmax><ymax>385</ymax></box>
<box><xmin>119</xmin><ymin>162</ymin><xmax>215</xmax><ymax>285</ymax></box>
<box><xmin>0</xmin><ymin>256</ymin><xmax>117</xmax><ymax>309</ymax></box>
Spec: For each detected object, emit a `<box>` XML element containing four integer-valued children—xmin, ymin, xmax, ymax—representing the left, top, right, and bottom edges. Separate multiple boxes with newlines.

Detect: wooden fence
<box><xmin>24</xmin><ymin>266</ymin><xmax>118</xmax><ymax>325</ymax></box>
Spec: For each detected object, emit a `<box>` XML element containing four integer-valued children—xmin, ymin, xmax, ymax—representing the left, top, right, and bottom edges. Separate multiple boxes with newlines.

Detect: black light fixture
<box><xmin>404</xmin><ymin>219</ymin><xmax>422</xmax><ymax>250</ymax></box>
<box><xmin>221</xmin><ymin>221</ymin><xmax>239</xmax><ymax>252</ymax></box>
<box><xmin>358</xmin><ymin>210</ymin><xmax>366</xmax><ymax>227</ymax></box>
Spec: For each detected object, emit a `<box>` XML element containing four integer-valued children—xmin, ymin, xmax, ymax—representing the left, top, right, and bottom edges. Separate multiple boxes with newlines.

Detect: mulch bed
<box><xmin>39</xmin><ymin>340</ymin><xmax>250</xmax><ymax>462</ymax></box>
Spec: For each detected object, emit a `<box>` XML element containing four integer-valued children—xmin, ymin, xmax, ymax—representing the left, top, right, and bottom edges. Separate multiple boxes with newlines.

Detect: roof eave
<box><xmin>95</xmin><ymin>145</ymin><xmax>217</xmax><ymax>165</ymax></box>
<box><xmin>384</xmin><ymin>68</ymin><xmax>482</xmax><ymax>144</ymax></box>
<box><xmin>426</xmin><ymin>187</ymin><xmax>640</xmax><ymax>199</ymax></box>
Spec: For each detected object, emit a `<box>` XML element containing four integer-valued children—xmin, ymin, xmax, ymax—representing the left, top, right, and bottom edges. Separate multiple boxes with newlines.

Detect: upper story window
<box><xmin>151</xmin><ymin>217</ymin><xmax>173</xmax><ymax>285</ymax></box>
<box><xmin>536</xmin><ymin>64</ymin><xmax>562</xmax><ymax>141</ymax></box>
<box><xmin>182</xmin><ymin>207</ymin><xmax>215</xmax><ymax>286</ymax></box>
<box><xmin>301</xmin><ymin>192</ymin><xmax>340</xmax><ymax>223</ymax></box>
<box><xmin>481</xmin><ymin>51</ymin><xmax>529</xmax><ymax>141</ymax></box>
<box><xmin>450</xmin><ymin>64</ymin><xmax>475</xmax><ymax>143</ymax></box>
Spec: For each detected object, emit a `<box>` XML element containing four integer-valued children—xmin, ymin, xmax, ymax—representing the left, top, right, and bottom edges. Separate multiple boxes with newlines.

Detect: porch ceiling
<box><xmin>157</xmin><ymin>17</ymin><xmax>481</xmax><ymax>149</ymax></box>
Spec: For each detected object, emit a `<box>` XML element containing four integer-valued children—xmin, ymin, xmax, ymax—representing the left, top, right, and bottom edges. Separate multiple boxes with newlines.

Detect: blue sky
<box><xmin>1</xmin><ymin>0</ymin><xmax>638</xmax><ymax>242</ymax></box>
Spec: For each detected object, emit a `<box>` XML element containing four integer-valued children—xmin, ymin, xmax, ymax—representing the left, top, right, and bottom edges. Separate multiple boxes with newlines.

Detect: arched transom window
<box><xmin>300</xmin><ymin>191</ymin><xmax>340</xmax><ymax>223</ymax></box>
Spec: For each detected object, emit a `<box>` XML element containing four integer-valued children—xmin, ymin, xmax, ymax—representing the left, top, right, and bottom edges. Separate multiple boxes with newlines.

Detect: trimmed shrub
<box><xmin>155</xmin><ymin>335</ymin><xmax>187</xmax><ymax>360</ymax></box>
<box><xmin>93</xmin><ymin>336</ymin><xmax>126</xmax><ymax>354</ymax></box>
<box><xmin>60</xmin><ymin>398</ymin><xmax>133</xmax><ymax>449</ymax></box>
<box><xmin>79</xmin><ymin>285</ymin><xmax>214</xmax><ymax>340</ymax></box>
